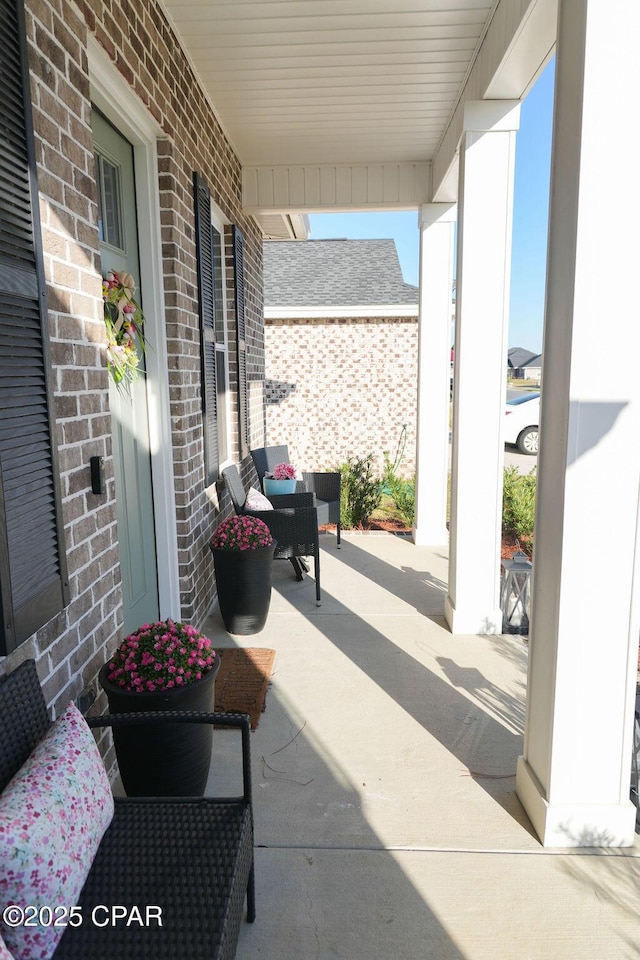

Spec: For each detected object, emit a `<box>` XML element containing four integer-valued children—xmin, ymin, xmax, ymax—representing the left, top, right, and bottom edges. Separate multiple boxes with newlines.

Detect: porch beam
<box><xmin>516</xmin><ymin>0</ymin><xmax>640</xmax><ymax>848</ymax></box>
<box><xmin>242</xmin><ymin>162</ymin><xmax>430</xmax><ymax>213</ymax></box>
<box><xmin>413</xmin><ymin>203</ymin><xmax>456</xmax><ymax>547</ymax></box>
<box><xmin>445</xmin><ymin>100</ymin><xmax>520</xmax><ymax>635</ymax></box>
<box><xmin>432</xmin><ymin>0</ymin><xmax>556</xmax><ymax>203</ymax></box>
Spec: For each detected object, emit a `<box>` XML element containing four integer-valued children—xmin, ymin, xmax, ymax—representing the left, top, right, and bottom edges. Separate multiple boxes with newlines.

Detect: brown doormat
<box><xmin>214</xmin><ymin>647</ymin><xmax>276</xmax><ymax>729</ymax></box>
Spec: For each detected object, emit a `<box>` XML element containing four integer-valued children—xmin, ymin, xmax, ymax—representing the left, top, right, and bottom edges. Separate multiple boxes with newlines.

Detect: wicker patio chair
<box><xmin>250</xmin><ymin>445</ymin><xmax>341</xmax><ymax>547</ymax></box>
<box><xmin>222</xmin><ymin>464</ymin><xmax>321</xmax><ymax>605</ymax></box>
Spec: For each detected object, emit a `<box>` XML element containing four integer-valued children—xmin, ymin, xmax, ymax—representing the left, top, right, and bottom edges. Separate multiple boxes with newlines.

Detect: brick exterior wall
<box><xmin>265</xmin><ymin>316</ymin><xmax>417</xmax><ymax>480</ymax></box>
<box><xmin>0</xmin><ymin>0</ymin><xmax>265</xmax><ymax>746</ymax></box>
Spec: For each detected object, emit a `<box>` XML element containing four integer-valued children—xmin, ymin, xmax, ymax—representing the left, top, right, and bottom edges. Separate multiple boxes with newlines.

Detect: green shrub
<box><xmin>502</xmin><ymin>465</ymin><xmax>536</xmax><ymax>555</ymax></box>
<box><xmin>382</xmin><ymin>452</ymin><xmax>415</xmax><ymax>525</ymax></box>
<box><xmin>338</xmin><ymin>455</ymin><xmax>382</xmax><ymax>528</ymax></box>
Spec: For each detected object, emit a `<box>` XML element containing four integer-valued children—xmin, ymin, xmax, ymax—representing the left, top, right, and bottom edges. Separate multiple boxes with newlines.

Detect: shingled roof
<box><xmin>508</xmin><ymin>347</ymin><xmax>539</xmax><ymax>369</ymax></box>
<box><xmin>263</xmin><ymin>239</ymin><xmax>419</xmax><ymax>308</ymax></box>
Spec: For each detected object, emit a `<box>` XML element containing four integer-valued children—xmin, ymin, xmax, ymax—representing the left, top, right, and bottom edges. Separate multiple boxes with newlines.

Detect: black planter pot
<box><xmin>211</xmin><ymin>542</ymin><xmax>276</xmax><ymax>635</ymax></box>
<box><xmin>98</xmin><ymin>656</ymin><xmax>220</xmax><ymax>797</ymax></box>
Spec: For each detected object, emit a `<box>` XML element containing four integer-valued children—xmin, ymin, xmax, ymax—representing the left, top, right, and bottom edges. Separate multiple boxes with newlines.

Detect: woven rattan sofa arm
<box><xmin>247</xmin><ymin>506</ymin><xmax>317</xmax><ymax>544</ymax></box>
<box><xmin>264</xmin><ymin>491</ymin><xmax>314</xmax><ymax>509</ymax></box>
<box><xmin>88</xmin><ymin>711</ymin><xmax>252</xmax><ymax>805</ymax></box>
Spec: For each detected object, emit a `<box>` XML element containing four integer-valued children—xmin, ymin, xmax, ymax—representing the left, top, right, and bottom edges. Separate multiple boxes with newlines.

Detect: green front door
<box><xmin>92</xmin><ymin>109</ymin><xmax>160</xmax><ymax>634</ymax></box>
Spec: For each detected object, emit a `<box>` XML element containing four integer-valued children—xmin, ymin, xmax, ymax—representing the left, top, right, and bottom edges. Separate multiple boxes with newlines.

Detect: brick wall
<box><xmin>0</xmin><ymin>0</ymin><xmax>264</xmax><ymax>738</ymax></box>
<box><xmin>10</xmin><ymin>1</ymin><xmax>121</xmax><ymax>720</ymax></box>
<box><xmin>265</xmin><ymin>316</ymin><xmax>417</xmax><ymax>480</ymax></box>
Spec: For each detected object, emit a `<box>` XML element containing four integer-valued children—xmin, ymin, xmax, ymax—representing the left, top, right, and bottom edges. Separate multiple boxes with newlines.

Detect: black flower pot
<box><xmin>98</xmin><ymin>657</ymin><xmax>220</xmax><ymax>797</ymax></box>
<box><xmin>211</xmin><ymin>542</ymin><xmax>276</xmax><ymax>635</ymax></box>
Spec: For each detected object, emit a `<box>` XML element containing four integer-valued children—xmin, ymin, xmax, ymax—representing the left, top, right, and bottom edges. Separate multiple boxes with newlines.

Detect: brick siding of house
<box><xmin>265</xmin><ymin>316</ymin><xmax>417</xmax><ymax>480</ymax></box>
<box><xmin>0</xmin><ymin>0</ymin><xmax>264</xmax><ymax>750</ymax></box>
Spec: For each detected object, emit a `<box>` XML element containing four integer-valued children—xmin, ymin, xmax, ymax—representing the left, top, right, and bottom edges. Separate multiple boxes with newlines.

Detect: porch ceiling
<box><xmin>160</xmin><ymin>0</ymin><xmax>555</xmax><ymax>221</ymax></box>
<box><xmin>160</xmin><ymin>0</ymin><xmax>498</xmax><ymax>168</ymax></box>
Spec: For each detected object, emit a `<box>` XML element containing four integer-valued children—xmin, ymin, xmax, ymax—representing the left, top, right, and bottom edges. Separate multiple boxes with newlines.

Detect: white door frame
<box><xmin>88</xmin><ymin>38</ymin><xmax>181</xmax><ymax>620</ymax></box>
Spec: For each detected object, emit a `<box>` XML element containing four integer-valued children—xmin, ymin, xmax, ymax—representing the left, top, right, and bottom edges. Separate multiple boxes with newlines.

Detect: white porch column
<box><xmin>413</xmin><ymin>203</ymin><xmax>456</xmax><ymax>546</ymax></box>
<box><xmin>445</xmin><ymin>100</ymin><xmax>520</xmax><ymax>634</ymax></box>
<box><xmin>516</xmin><ymin>0</ymin><xmax>640</xmax><ymax>848</ymax></box>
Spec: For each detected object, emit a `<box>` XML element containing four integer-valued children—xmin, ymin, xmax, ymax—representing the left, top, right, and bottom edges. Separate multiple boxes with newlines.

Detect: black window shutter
<box><xmin>193</xmin><ymin>173</ymin><xmax>219</xmax><ymax>486</ymax></box>
<box><xmin>232</xmin><ymin>226</ymin><xmax>248</xmax><ymax>460</ymax></box>
<box><xmin>0</xmin><ymin>0</ymin><xmax>69</xmax><ymax>654</ymax></box>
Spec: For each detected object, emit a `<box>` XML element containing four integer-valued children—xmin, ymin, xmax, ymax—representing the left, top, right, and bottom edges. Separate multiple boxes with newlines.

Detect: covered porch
<box><xmin>171</xmin><ymin>0</ymin><xmax>640</xmax><ymax>848</ymax></box>
<box><xmin>3</xmin><ymin>0</ymin><xmax>640</xmax><ymax>951</ymax></box>
<box><xmin>203</xmin><ymin>535</ymin><xmax>640</xmax><ymax>959</ymax></box>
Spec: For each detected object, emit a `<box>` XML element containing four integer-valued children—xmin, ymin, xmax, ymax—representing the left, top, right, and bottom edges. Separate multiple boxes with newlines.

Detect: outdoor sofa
<box><xmin>0</xmin><ymin>659</ymin><xmax>255</xmax><ymax>960</ymax></box>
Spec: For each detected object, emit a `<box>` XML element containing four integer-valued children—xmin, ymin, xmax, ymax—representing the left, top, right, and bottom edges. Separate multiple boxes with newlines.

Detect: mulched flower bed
<box><xmin>501</xmin><ymin>530</ymin><xmax>533</xmax><ymax>560</ymax></box>
<box><xmin>324</xmin><ymin>522</ymin><xmax>534</xmax><ymax>547</ymax></box>
<box><xmin>357</xmin><ymin>517</ymin><xmax>410</xmax><ymax>533</ymax></box>
<box><xmin>320</xmin><ymin>518</ymin><xmax>410</xmax><ymax>534</ymax></box>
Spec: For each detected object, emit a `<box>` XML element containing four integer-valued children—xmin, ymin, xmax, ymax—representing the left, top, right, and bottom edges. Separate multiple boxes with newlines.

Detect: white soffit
<box><xmin>255</xmin><ymin>212</ymin><xmax>310</xmax><ymax>239</ymax></box>
<box><xmin>160</xmin><ymin>0</ymin><xmax>557</xmax><ymax>209</ymax></box>
<box><xmin>160</xmin><ymin>0</ymin><xmax>498</xmax><ymax>168</ymax></box>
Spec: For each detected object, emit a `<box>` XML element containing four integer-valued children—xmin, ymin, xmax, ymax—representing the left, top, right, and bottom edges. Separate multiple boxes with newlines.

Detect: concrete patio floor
<box><xmin>201</xmin><ymin>533</ymin><xmax>640</xmax><ymax>960</ymax></box>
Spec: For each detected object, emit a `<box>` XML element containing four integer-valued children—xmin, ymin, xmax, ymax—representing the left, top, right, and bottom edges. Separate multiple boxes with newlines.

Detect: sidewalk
<box><xmin>202</xmin><ymin>533</ymin><xmax>640</xmax><ymax>960</ymax></box>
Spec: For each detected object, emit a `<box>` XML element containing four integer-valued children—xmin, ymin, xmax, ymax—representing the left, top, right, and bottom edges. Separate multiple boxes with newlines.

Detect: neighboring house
<box><xmin>0</xmin><ymin>0</ymin><xmax>267</xmax><ymax>727</ymax></box>
<box><xmin>507</xmin><ymin>346</ymin><xmax>543</xmax><ymax>382</ymax></box>
<box><xmin>264</xmin><ymin>239</ymin><xmax>419</xmax><ymax>479</ymax></box>
<box><xmin>520</xmin><ymin>353</ymin><xmax>543</xmax><ymax>382</ymax></box>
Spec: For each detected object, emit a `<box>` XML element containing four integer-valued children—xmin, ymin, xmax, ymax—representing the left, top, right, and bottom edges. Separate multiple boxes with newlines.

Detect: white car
<box><xmin>504</xmin><ymin>393</ymin><xmax>540</xmax><ymax>454</ymax></box>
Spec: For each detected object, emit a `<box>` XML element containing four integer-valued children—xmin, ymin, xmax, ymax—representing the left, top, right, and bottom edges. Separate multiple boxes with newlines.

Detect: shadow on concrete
<box><xmin>321</xmin><ymin>533</ymin><xmax>448</xmax><ymax>619</ymax></box>
<box><xmin>250</xmin><ymin>539</ymin><xmax>536</xmax><ymax>836</ymax></box>
<box><xmin>559</xmin><ymin>844</ymin><xmax>640</xmax><ymax>960</ymax></box>
<box><xmin>205</xmin><ymin>640</ymin><xmax>470</xmax><ymax>960</ymax></box>
<box><xmin>203</xmin><ymin>536</ymin><xmax>640</xmax><ymax>958</ymax></box>
<box><xmin>436</xmin><ymin>653</ymin><xmax>526</xmax><ymax>737</ymax></box>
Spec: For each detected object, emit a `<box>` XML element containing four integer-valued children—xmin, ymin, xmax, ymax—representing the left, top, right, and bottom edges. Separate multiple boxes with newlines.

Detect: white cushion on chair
<box><xmin>245</xmin><ymin>487</ymin><xmax>274</xmax><ymax>511</ymax></box>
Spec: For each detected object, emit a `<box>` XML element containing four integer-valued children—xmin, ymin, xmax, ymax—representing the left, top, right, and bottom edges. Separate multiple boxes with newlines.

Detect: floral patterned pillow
<box><xmin>0</xmin><ymin>930</ymin><xmax>13</xmax><ymax>959</ymax></box>
<box><xmin>0</xmin><ymin>701</ymin><xmax>114</xmax><ymax>960</ymax></box>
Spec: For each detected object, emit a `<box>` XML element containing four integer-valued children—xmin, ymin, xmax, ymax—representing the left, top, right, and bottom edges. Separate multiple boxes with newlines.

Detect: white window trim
<box><xmin>210</xmin><ymin>206</ymin><xmax>233</xmax><ymax>472</ymax></box>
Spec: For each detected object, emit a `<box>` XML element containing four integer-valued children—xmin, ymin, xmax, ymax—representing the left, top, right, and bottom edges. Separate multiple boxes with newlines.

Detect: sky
<box><xmin>308</xmin><ymin>59</ymin><xmax>555</xmax><ymax>356</ymax></box>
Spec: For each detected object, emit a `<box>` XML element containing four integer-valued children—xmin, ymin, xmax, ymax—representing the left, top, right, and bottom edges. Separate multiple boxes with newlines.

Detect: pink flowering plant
<box><xmin>211</xmin><ymin>514</ymin><xmax>273</xmax><ymax>551</ymax></box>
<box><xmin>271</xmin><ymin>462</ymin><xmax>296</xmax><ymax>481</ymax></box>
<box><xmin>102</xmin><ymin>269</ymin><xmax>148</xmax><ymax>391</ymax></box>
<box><xmin>106</xmin><ymin>619</ymin><xmax>216</xmax><ymax>693</ymax></box>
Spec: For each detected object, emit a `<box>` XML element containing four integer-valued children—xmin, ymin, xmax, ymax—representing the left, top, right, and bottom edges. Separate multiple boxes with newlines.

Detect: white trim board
<box><xmin>265</xmin><ymin>305</ymin><xmax>419</xmax><ymax>320</ymax></box>
<box><xmin>88</xmin><ymin>37</ymin><xmax>181</xmax><ymax>621</ymax></box>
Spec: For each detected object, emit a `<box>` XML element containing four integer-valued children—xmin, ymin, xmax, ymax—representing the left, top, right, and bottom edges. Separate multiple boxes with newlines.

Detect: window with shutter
<box><xmin>194</xmin><ymin>174</ymin><xmax>236</xmax><ymax>484</ymax></box>
<box><xmin>193</xmin><ymin>173</ymin><xmax>221</xmax><ymax>485</ymax></box>
<box><xmin>233</xmin><ymin>227</ymin><xmax>249</xmax><ymax>460</ymax></box>
<box><xmin>0</xmin><ymin>0</ymin><xmax>69</xmax><ymax>653</ymax></box>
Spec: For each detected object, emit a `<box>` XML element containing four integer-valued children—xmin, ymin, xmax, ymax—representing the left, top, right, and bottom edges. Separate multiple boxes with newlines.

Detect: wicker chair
<box><xmin>250</xmin><ymin>445</ymin><xmax>341</xmax><ymax>548</ymax></box>
<box><xmin>0</xmin><ymin>659</ymin><xmax>255</xmax><ymax>960</ymax></box>
<box><xmin>222</xmin><ymin>464</ymin><xmax>321</xmax><ymax>606</ymax></box>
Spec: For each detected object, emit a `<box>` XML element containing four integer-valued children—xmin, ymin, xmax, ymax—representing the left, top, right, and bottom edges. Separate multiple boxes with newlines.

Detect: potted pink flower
<box><xmin>104</xmin><ymin>620</ymin><xmax>217</xmax><ymax>692</ymax></box>
<box><xmin>99</xmin><ymin>619</ymin><xmax>221</xmax><ymax>797</ymax></box>
<box><xmin>211</xmin><ymin>514</ymin><xmax>274</xmax><ymax>553</ymax></box>
<box><xmin>210</xmin><ymin>515</ymin><xmax>276</xmax><ymax>635</ymax></box>
<box><xmin>263</xmin><ymin>461</ymin><xmax>298</xmax><ymax>496</ymax></box>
